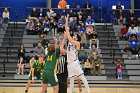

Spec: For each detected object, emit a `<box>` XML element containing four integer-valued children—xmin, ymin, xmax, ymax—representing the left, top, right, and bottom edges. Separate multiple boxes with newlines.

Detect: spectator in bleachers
<box><xmin>31</xmin><ymin>8</ymin><xmax>38</xmax><ymax>17</ymax></box>
<box><xmin>41</xmin><ymin>37</ymin><xmax>50</xmax><ymax>48</ymax></box>
<box><xmin>78</xmin><ymin>46</ymin><xmax>87</xmax><ymax>64</ymax></box>
<box><xmin>84</xmin><ymin>1</ymin><xmax>92</xmax><ymax>17</ymax></box>
<box><xmin>77</xmin><ymin>10</ymin><xmax>84</xmax><ymax>19</ymax></box>
<box><xmin>90</xmin><ymin>44</ymin><xmax>99</xmax><ymax>56</ymax></box>
<box><xmin>89</xmin><ymin>44</ymin><xmax>99</xmax><ymax>63</ymax></box>
<box><xmin>26</xmin><ymin>20</ymin><xmax>35</xmax><ymax>35</ymax></box>
<box><xmin>86</xmin><ymin>24</ymin><xmax>94</xmax><ymax>40</ymax></box>
<box><xmin>110</xmin><ymin>11</ymin><xmax>117</xmax><ymax>25</ymax></box>
<box><xmin>34</xmin><ymin>42</ymin><xmax>44</xmax><ymax>59</ymax></box>
<box><xmin>80</xmin><ymin>31</ymin><xmax>87</xmax><ymax>47</ymax></box>
<box><xmin>86</xmin><ymin>15</ymin><xmax>95</xmax><ymax>26</ymax></box>
<box><xmin>84</xmin><ymin>1</ymin><xmax>92</xmax><ymax>9</ymax></box>
<box><xmin>69</xmin><ymin>9</ymin><xmax>76</xmax><ymax>18</ymax></box>
<box><xmin>128</xmin><ymin>9</ymin><xmax>135</xmax><ymax>19</ymax></box>
<box><xmin>92</xmin><ymin>54</ymin><xmax>101</xmax><ymax>76</ymax></box>
<box><xmin>79</xmin><ymin>23</ymin><xmax>86</xmax><ymax>33</ymax></box>
<box><xmin>127</xmin><ymin>24</ymin><xmax>138</xmax><ymax>38</ymax></box>
<box><xmin>77</xmin><ymin>15</ymin><xmax>85</xmax><ymax>27</ymax></box>
<box><xmin>89</xmin><ymin>30</ymin><xmax>99</xmax><ymax>49</ymax></box>
<box><xmin>2</xmin><ymin>8</ymin><xmax>10</xmax><ymax>23</ymax></box>
<box><xmin>116</xmin><ymin>2</ymin><xmax>122</xmax><ymax>10</ymax></box>
<box><xmin>120</xmin><ymin>24</ymin><xmax>128</xmax><ymax>40</ymax></box>
<box><xmin>77</xmin><ymin>10</ymin><xmax>83</xmax><ymax>15</ymax></box>
<box><xmin>38</xmin><ymin>8</ymin><xmax>45</xmax><ymax>19</ymax></box>
<box><xmin>122</xmin><ymin>43</ymin><xmax>131</xmax><ymax>59</ymax></box>
<box><xmin>116</xmin><ymin>9</ymin><xmax>126</xmax><ymax>25</ymax></box>
<box><xmin>17</xmin><ymin>44</ymin><xmax>26</xmax><ymax>74</ymax></box>
<box><xmin>128</xmin><ymin>36</ymin><xmax>140</xmax><ymax>58</ymax></box>
<box><xmin>57</xmin><ymin>17</ymin><xmax>65</xmax><ymax>34</ymax></box>
<box><xmin>46</xmin><ymin>8</ymin><xmax>51</xmax><ymax>18</ymax></box>
<box><xmin>58</xmin><ymin>0</ymin><xmax>67</xmax><ymax>9</ymax></box>
<box><xmin>116</xmin><ymin>61</ymin><xmax>122</xmax><ymax>79</ymax></box>
<box><xmin>35</xmin><ymin>18</ymin><xmax>43</xmax><ymax>35</ymax></box>
<box><xmin>17</xmin><ymin>56</ymin><xmax>25</xmax><ymax>75</ymax></box>
<box><xmin>69</xmin><ymin>17</ymin><xmax>78</xmax><ymax>32</ymax></box>
<box><xmin>18</xmin><ymin>44</ymin><xmax>26</xmax><ymax>61</ymax></box>
<box><xmin>60</xmin><ymin>9</ymin><xmax>66</xmax><ymax>17</ymax></box>
<box><xmin>52</xmin><ymin>21</ymin><xmax>58</xmax><ymax>36</ymax></box>
<box><xmin>43</xmin><ymin>16</ymin><xmax>50</xmax><ymax>35</ymax></box>
<box><xmin>50</xmin><ymin>16</ymin><xmax>55</xmax><ymax>27</ymax></box>
<box><xmin>53</xmin><ymin>13</ymin><xmax>59</xmax><ymax>22</ymax></box>
<box><xmin>128</xmin><ymin>17</ymin><xmax>137</xmax><ymax>27</ymax></box>
<box><xmin>84</xmin><ymin>58</ymin><xmax>91</xmax><ymax>75</ymax></box>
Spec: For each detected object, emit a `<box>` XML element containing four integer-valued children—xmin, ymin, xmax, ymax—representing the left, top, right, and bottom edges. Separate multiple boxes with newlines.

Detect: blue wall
<box><xmin>0</xmin><ymin>0</ymin><xmax>131</xmax><ymax>21</ymax></box>
<box><xmin>0</xmin><ymin>0</ymin><xmax>46</xmax><ymax>21</ymax></box>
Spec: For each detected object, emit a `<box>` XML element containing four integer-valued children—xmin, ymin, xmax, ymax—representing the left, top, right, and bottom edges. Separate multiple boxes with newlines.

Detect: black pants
<box><xmin>57</xmin><ymin>72</ymin><xmax>68</xmax><ymax>93</ymax></box>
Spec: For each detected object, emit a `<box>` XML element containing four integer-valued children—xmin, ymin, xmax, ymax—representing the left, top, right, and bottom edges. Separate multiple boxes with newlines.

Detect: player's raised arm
<box><xmin>60</xmin><ymin>32</ymin><xmax>67</xmax><ymax>51</ymax></box>
<box><xmin>65</xmin><ymin>15</ymin><xmax>80</xmax><ymax>50</ymax></box>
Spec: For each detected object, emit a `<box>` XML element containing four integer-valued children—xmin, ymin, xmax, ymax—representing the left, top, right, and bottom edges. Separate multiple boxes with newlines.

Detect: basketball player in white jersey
<box><xmin>60</xmin><ymin>15</ymin><xmax>90</xmax><ymax>93</ymax></box>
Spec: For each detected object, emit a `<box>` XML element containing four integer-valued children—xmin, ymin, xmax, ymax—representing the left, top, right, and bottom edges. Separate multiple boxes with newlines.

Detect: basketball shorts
<box><xmin>67</xmin><ymin>60</ymin><xmax>84</xmax><ymax>78</ymax></box>
<box><xmin>42</xmin><ymin>70</ymin><xmax>58</xmax><ymax>86</ymax></box>
<box><xmin>29</xmin><ymin>72</ymin><xmax>42</xmax><ymax>80</ymax></box>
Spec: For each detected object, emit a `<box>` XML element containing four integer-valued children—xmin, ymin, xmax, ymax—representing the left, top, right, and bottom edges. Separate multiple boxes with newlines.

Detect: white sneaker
<box><xmin>120</xmin><ymin>77</ymin><xmax>122</xmax><ymax>79</ymax></box>
<box><xmin>17</xmin><ymin>72</ymin><xmax>20</xmax><ymax>75</ymax></box>
<box><xmin>21</xmin><ymin>72</ymin><xmax>24</xmax><ymax>75</ymax></box>
<box><xmin>118</xmin><ymin>77</ymin><xmax>120</xmax><ymax>79</ymax></box>
<box><xmin>128</xmin><ymin>57</ymin><xmax>131</xmax><ymax>59</ymax></box>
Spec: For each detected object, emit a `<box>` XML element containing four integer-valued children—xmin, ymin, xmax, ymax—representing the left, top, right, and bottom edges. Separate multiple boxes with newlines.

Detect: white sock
<box><xmin>79</xmin><ymin>74</ymin><xmax>90</xmax><ymax>93</ymax></box>
<box><xmin>69</xmin><ymin>77</ymin><xmax>75</xmax><ymax>93</ymax></box>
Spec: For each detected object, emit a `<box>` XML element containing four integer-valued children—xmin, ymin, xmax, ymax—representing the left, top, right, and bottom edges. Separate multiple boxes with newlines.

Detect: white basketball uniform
<box><xmin>67</xmin><ymin>43</ymin><xmax>84</xmax><ymax>78</ymax></box>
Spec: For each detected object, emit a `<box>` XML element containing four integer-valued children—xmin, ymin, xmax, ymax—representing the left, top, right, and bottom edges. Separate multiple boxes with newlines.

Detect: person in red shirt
<box><xmin>121</xmin><ymin>24</ymin><xmax>128</xmax><ymax>40</ymax></box>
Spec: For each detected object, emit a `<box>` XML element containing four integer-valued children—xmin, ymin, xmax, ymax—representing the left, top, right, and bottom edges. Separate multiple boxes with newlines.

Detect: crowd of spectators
<box><xmin>22</xmin><ymin>5</ymin><xmax>102</xmax><ymax>75</ymax></box>
<box><xmin>111</xmin><ymin>2</ymin><xmax>140</xmax><ymax>59</ymax></box>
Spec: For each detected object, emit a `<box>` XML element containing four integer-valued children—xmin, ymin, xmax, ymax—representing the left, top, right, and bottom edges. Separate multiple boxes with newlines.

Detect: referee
<box><xmin>57</xmin><ymin>52</ymin><xmax>68</xmax><ymax>93</ymax></box>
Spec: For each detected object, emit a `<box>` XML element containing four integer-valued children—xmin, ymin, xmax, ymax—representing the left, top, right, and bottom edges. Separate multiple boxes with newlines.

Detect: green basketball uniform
<box><xmin>29</xmin><ymin>61</ymin><xmax>44</xmax><ymax>80</ymax></box>
<box><xmin>42</xmin><ymin>48</ymin><xmax>60</xmax><ymax>86</ymax></box>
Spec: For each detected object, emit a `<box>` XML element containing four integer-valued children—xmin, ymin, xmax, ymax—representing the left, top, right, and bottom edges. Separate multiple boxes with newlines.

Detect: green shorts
<box><xmin>29</xmin><ymin>72</ymin><xmax>42</xmax><ymax>80</ymax></box>
<box><xmin>42</xmin><ymin>70</ymin><xmax>58</xmax><ymax>86</ymax></box>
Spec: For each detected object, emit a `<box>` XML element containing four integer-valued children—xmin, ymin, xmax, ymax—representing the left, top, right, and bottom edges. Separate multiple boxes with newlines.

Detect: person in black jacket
<box><xmin>17</xmin><ymin>44</ymin><xmax>26</xmax><ymax>74</ymax></box>
<box><xmin>84</xmin><ymin>1</ymin><xmax>92</xmax><ymax>17</ymax></box>
<box><xmin>38</xmin><ymin>8</ymin><xmax>46</xmax><ymax>18</ymax></box>
<box><xmin>31</xmin><ymin>8</ymin><xmax>39</xmax><ymax>17</ymax></box>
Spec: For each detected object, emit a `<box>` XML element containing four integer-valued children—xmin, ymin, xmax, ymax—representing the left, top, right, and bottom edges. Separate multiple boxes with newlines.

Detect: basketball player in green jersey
<box><xmin>41</xmin><ymin>37</ymin><xmax>60</xmax><ymax>93</ymax></box>
<box><xmin>25</xmin><ymin>55</ymin><xmax>46</xmax><ymax>93</ymax></box>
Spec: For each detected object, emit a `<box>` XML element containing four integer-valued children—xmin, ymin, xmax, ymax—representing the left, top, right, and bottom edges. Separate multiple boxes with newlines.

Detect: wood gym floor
<box><xmin>0</xmin><ymin>84</ymin><xmax>140</xmax><ymax>93</ymax></box>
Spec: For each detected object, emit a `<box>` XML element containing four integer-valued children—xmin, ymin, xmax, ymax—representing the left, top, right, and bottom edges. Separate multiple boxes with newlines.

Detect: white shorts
<box><xmin>67</xmin><ymin>60</ymin><xmax>84</xmax><ymax>78</ymax></box>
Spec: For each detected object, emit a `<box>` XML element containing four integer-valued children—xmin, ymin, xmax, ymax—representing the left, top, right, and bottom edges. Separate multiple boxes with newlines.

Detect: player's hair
<box><xmin>48</xmin><ymin>44</ymin><xmax>55</xmax><ymax>53</ymax></box>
